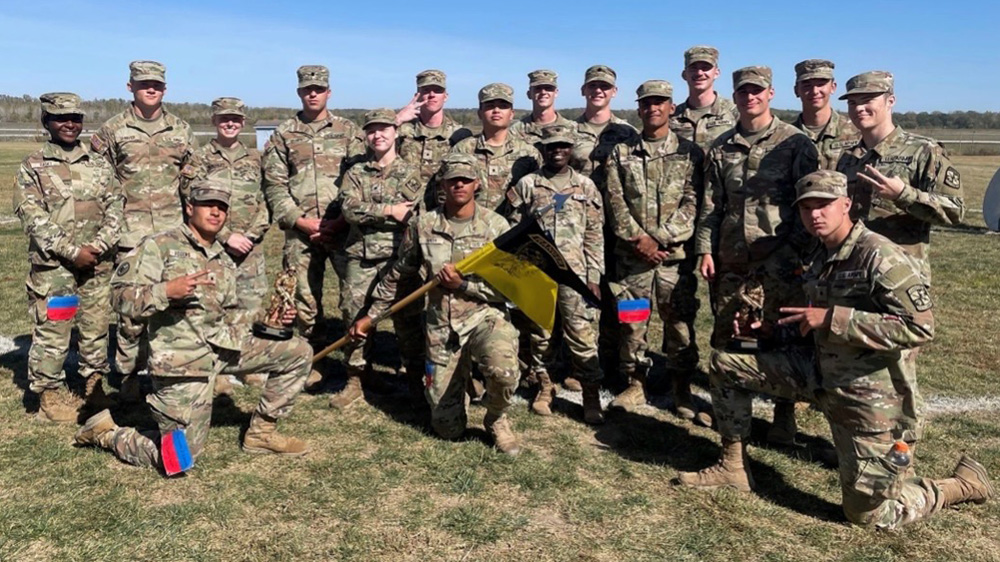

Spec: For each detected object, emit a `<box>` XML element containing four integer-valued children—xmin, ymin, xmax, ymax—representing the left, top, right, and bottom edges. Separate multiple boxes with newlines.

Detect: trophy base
<box><xmin>727</xmin><ymin>337</ymin><xmax>759</xmax><ymax>353</ymax></box>
<box><xmin>252</xmin><ymin>322</ymin><xmax>293</xmax><ymax>341</ymax></box>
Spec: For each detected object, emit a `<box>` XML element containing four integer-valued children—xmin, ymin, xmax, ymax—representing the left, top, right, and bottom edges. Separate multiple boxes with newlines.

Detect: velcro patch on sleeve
<box><xmin>906</xmin><ymin>285</ymin><xmax>932</xmax><ymax>312</ymax></box>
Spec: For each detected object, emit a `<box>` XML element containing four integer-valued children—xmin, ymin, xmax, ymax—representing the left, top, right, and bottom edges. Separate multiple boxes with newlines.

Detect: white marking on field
<box><xmin>0</xmin><ymin>334</ymin><xmax>22</xmax><ymax>357</ymax></box>
<box><xmin>0</xmin><ymin>214</ymin><xmax>19</xmax><ymax>227</ymax></box>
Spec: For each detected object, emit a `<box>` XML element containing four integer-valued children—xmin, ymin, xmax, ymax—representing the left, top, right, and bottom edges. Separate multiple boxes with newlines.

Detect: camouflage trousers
<box><xmin>26</xmin><ymin>260</ymin><xmax>113</xmax><ymax>393</ymax></box>
<box><xmin>709</xmin><ymin>348</ymin><xmax>944</xmax><ymax>529</ymax></box>
<box><xmin>282</xmin><ymin>230</ymin><xmax>347</xmax><ymax>343</ymax></box>
<box><xmin>115</xmin><ymin>248</ymin><xmax>147</xmax><ymax>375</ymax></box>
<box><xmin>521</xmin><ymin>286</ymin><xmax>602</xmax><ymax>384</ymax></box>
<box><xmin>231</xmin><ymin>244</ymin><xmax>268</xmax><ymax>316</ymax></box>
<box><xmin>614</xmin><ymin>255</ymin><xmax>699</xmax><ymax>374</ymax></box>
<box><xmin>102</xmin><ymin>334</ymin><xmax>311</xmax><ymax>470</ymax></box>
<box><xmin>339</xmin><ymin>257</ymin><xmax>424</xmax><ymax>373</ymax></box>
<box><xmin>425</xmin><ymin>309</ymin><xmax>519</xmax><ymax>439</ymax></box>
<box><xmin>709</xmin><ymin>244</ymin><xmax>805</xmax><ymax>347</ymax></box>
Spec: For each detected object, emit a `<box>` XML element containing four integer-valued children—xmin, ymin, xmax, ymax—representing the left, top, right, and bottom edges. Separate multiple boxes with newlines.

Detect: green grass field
<box><xmin>1</xmin><ymin>143</ymin><xmax>998</xmax><ymax>561</ymax></box>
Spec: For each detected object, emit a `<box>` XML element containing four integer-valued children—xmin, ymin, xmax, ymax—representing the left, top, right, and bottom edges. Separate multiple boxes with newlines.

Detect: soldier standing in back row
<box><xmin>604</xmin><ymin>80</ymin><xmax>703</xmax><ymax>418</ymax></box>
<box><xmin>396</xmin><ymin>70</ymin><xmax>472</xmax><ymax>208</ymax></box>
<box><xmin>14</xmin><ymin>92</ymin><xmax>122</xmax><ymax>422</ymax></box>
<box><xmin>90</xmin><ymin>60</ymin><xmax>196</xmax><ymax>403</ymax></box>
<box><xmin>792</xmin><ymin>59</ymin><xmax>860</xmax><ymax>170</ymax></box>
<box><xmin>262</xmin><ymin>65</ymin><xmax>367</xmax><ymax>388</ymax></box>
<box><xmin>695</xmin><ymin>66</ymin><xmax>819</xmax><ymax>445</ymax></box>
<box><xmin>330</xmin><ymin>109</ymin><xmax>427</xmax><ymax>410</ymax></box>
<box><xmin>670</xmin><ymin>46</ymin><xmax>738</xmax><ymax>150</ymax></box>
<box><xmin>510</xmin><ymin>69</ymin><xmax>576</xmax><ymax>151</ymax></box>
<box><xmin>507</xmin><ymin>125</ymin><xmax>605</xmax><ymax>424</ymax></box>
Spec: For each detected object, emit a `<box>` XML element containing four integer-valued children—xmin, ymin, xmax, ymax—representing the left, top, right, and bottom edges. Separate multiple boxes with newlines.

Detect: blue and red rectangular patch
<box><xmin>46</xmin><ymin>295</ymin><xmax>79</xmax><ymax>321</ymax></box>
<box><xmin>617</xmin><ymin>298</ymin><xmax>651</xmax><ymax>323</ymax></box>
<box><xmin>161</xmin><ymin>429</ymin><xmax>194</xmax><ymax>476</ymax></box>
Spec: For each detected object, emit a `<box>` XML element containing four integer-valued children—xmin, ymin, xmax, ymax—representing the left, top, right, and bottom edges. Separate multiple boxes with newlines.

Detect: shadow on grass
<box><xmin>593</xmin><ymin>406</ymin><xmax>843</xmax><ymax>523</ymax></box>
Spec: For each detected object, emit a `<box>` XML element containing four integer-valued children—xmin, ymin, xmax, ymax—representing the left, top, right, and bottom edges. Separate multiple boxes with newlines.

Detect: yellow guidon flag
<box><xmin>455</xmin><ymin>201</ymin><xmax>599</xmax><ymax>331</ymax></box>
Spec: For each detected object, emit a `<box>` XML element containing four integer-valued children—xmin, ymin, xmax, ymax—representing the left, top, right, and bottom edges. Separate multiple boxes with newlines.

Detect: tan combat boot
<box><xmin>329</xmin><ymin>370</ymin><xmax>364</xmax><ymax>410</ymax></box>
<box><xmin>214</xmin><ymin>375</ymin><xmax>234</xmax><ymax>397</ymax></box>
<box><xmin>484</xmin><ymin>413</ymin><xmax>521</xmax><ymax>456</ymax></box>
<box><xmin>304</xmin><ymin>366</ymin><xmax>325</xmax><ymax>392</ymax></box>
<box><xmin>74</xmin><ymin>409</ymin><xmax>118</xmax><ymax>448</ymax></box>
<box><xmin>562</xmin><ymin>376</ymin><xmax>583</xmax><ymax>392</ymax></box>
<box><xmin>676</xmin><ymin>438</ymin><xmax>755</xmax><ymax>492</ymax></box>
<box><xmin>581</xmin><ymin>382</ymin><xmax>605</xmax><ymax>425</ymax></box>
<box><xmin>672</xmin><ymin>372</ymin><xmax>697</xmax><ymax>420</ymax></box>
<box><xmin>531</xmin><ymin>372</ymin><xmax>556</xmax><ymax>416</ymax></box>
<box><xmin>767</xmin><ymin>400</ymin><xmax>799</xmax><ymax>447</ymax></box>
<box><xmin>83</xmin><ymin>374</ymin><xmax>115</xmax><ymax>410</ymax></box>
<box><xmin>936</xmin><ymin>455</ymin><xmax>995</xmax><ymax>506</ymax></box>
<box><xmin>242</xmin><ymin>414</ymin><xmax>309</xmax><ymax>456</ymax></box>
<box><xmin>37</xmin><ymin>388</ymin><xmax>78</xmax><ymax>423</ymax></box>
<box><xmin>610</xmin><ymin>370</ymin><xmax>647</xmax><ymax>411</ymax></box>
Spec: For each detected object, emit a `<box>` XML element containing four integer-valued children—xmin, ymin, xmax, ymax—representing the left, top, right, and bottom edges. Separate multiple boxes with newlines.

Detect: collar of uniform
<box><xmin>181</xmin><ymin>223</ymin><xmax>227</xmax><ymax>259</ymax></box>
<box><xmin>294</xmin><ymin>111</ymin><xmax>335</xmax><ymax>131</ymax></box>
<box><xmin>636</xmin><ymin>130</ymin><xmax>679</xmax><ymax>156</ymax></box>
<box><xmin>824</xmin><ymin>220</ymin><xmax>866</xmax><ymax>264</ymax></box>
<box><xmin>409</xmin><ymin>114</ymin><xmax>456</xmax><ymax>139</ymax></box>
<box><xmin>677</xmin><ymin>92</ymin><xmax>725</xmax><ymax>119</ymax></box>
<box><xmin>536</xmin><ymin>167</ymin><xmax>582</xmax><ymax>191</ymax></box>
<box><xmin>124</xmin><ymin>105</ymin><xmax>175</xmax><ymax>134</ymax></box>
<box><xmin>730</xmin><ymin>115</ymin><xmax>782</xmax><ymax>148</ymax></box>
<box><xmin>868</xmin><ymin>126</ymin><xmax>905</xmax><ymax>158</ymax></box>
<box><xmin>794</xmin><ymin>110</ymin><xmax>847</xmax><ymax>141</ymax></box>
<box><xmin>361</xmin><ymin>156</ymin><xmax>397</xmax><ymax>175</ymax></box>
<box><xmin>475</xmin><ymin>134</ymin><xmax>514</xmax><ymax>156</ymax></box>
<box><xmin>430</xmin><ymin>203</ymin><xmax>484</xmax><ymax>238</ymax></box>
<box><xmin>42</xmin><ymin>140</ymin><xmax>88</xmax><ymax>163</ymax></box>
<box><xmin>209</xmin><ymin>138</ymin><xmax>248</xmax><ymax>160</ymax></box>
<box><xmin>522</xmin><ymin>111</ymin><xmax>565</xmax><ymax>126</ymax></box>
<box><xmin>574</xmin><ymin>113</ymin><xmax>627</xmax><ymax>130</ymax></box>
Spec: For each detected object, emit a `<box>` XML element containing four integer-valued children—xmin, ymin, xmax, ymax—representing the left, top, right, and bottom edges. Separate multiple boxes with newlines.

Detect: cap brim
<box><xmin>363</xmin><ymin>120</ymin><xmax>396</xmax><ymax>129</ymax></box>
<box><xmin>418</xmin><ymin>80</ymin><xmax>447</xmax><ymax>89</ymax></box>
<box><xmin>585</xmin><ymin>75</ymin><xmax>616</xmax><ymax>86</ymax></box>
<box><xmin>529</xmin><ymin>80</ymin><xmax>557</xmax><ymax>87</ymax></box>
<box><xmin>540</xmin><ymin>138</ymin><xmax>574</xmax><ymax>146</ymax></box>
<box><xmin>794</xmin><ymin>192</ymin><xmax>842</xmax><ymax>205</ymax></box>
<box><xmin>796</xmin><ymin>72</ymin><xmax>834</xmax><ymax>83</ymax></box>
<box><xmin>213</xmin><ymin>110</ymin><xmax>245</xmax><ymax>117</ymax></box>
<box><xmin>131</xmin><ymin>75</ymin><xmax>165</xmax><ymax>83</ymax></box>
<box><xmin>686</xmin><ymin>56</ymin><xmax>717</xmax><ymax>67</ymax></box>
<box><xmin>734</xmin><ymin>78</ymin><xmax>770</xmax><ymax>90</ymax></box>
<box><xmin>298</xmin><ymin>80</ymin><xmax>329</xmax><ymax>89</ymax></box>
<box><xmin>838</xmin><ymin>87</ymin><xmax>888</xmax><ymax>100</ymax></box>
<box><xmin>636</xmin><ymin>93</ymin><xmax>672</xmax><ymax>101</ymax></box>
<box><xmin>479</xmin><ymin>97</ymin><xmax>513</xmax><ymax>104</ymax></box>
<box><xmin>44</xmin><ymin>108</ymin><xmax>86</xmax><ymax>116</ymax></box>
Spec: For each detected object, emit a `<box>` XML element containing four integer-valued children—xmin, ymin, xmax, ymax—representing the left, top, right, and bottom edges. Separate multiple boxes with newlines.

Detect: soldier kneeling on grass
<box><xmin>677</xmin><ymin>170</ymin><xmax>994</xmax><ymax>529</ymax></box>
<box><xmin>75</xmin><ymin>180</ymin><xmax>312</xmax><ymax>472</ymax></box>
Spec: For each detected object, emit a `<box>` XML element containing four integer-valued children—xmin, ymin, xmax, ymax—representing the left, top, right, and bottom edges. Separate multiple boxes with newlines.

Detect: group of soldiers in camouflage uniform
<box><xmin>12</xmin><ymin>45</ymin><xmax>993</xmax><ymax>528</ymax></box>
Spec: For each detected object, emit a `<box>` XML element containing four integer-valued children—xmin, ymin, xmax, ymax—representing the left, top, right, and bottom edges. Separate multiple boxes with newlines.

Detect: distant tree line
<box><xmin>1</xmin><ymin>93</ymin><xmax>997</xmax><ymax>131</ymax></box>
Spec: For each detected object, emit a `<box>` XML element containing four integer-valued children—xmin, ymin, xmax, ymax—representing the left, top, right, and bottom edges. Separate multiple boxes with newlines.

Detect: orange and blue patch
<box><xmin>161</xmin><ymin>428</ymin><xmax>193</xmax><ymax>476</ymax></box>
<box><xmin>617</xmin><ymin>298</ymin><xmax>651</xmax><ymax>323</ymax></box>
<box><xmin>46</xmin><ymin>295</ymin><xmax>79</xmax><ymax>321</ymax></box>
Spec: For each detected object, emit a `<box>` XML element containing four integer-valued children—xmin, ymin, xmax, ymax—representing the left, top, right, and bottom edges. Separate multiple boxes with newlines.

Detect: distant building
<box><xmin>255</xmin><ymin>120</ymin><xmax>282</xmax><ymax>150</ymax></box>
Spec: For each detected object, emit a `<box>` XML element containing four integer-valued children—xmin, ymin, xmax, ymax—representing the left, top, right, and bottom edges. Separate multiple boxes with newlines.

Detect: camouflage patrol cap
<box><xmin>211</xmin><ymin>97</ymin><xmax>246</xmax><ymax>117</ymax></box>
<box><xmin>478</xmin><ymin>83</ymin><xmax>514</xmax><ymax>105</ymax></box>
<box><xmin>636</xmin><ymin>80</ymin><xmax>673</xmax><ymax>101</ymax></box>
<box><xmin>684</xmin><ymin>46</ymin><xmax>719</xmax><ymax>68</ymax></box>
<box><xmin>794</xmin><ymin>170</ymin><xmax>848</xmax><ymax>204</ymax></box>
<box><xmin>839</xmin><ymin>71</ymin><xmax>894</xmax><ymax>100</ymax></box>
<box><xmin>188</xmin><ymin>179</ymin><xmax>232</xmax><ymax>205</ymax></box>
<box><xmin>130</xmin><ymin>60</ymin><xmax>166</xmax><ymax>83</ymax></box>
<box><xmin>440</xmin><ymin>153</ymin><xmax>480</xmax><ymax>180</ymax></box>
<box><xmin>795</xmin><ymin>59</ymin><xmax>835</xmax><ymax>83</ymax></box>
<box><xmin>40</xmin><ymin>92</ymin><xmax>85</xmax><ymax>116</ymax></box>
<box><xmin>539</xmin><ymin>125</ymin><xmax>575</xmax><ymax>146</ymax></box>
<box><xmin>584</xmin><ymin>65</ymin><xmax>617</xmax><ymax>86</ymax></box>
<box><xmin>733</xmin><ymin>66</ymin><xmax>772</xmax><ymax>90</ymax></box>
<box><xmin>416</xmin><ymin>69</ymin><xmax>447</xmax><ymax>89</ymax></box>
<box><xmin>528</xmin><ymin>69</ymin><xmax>558</xmax><ymax>87</ymax></box>
<box><xmin>363</xmin><ymin>108</ymin><xmax>397</xmax><ymax>129</ymax></box>
<box><xmin>297</xmin><ymin>65</ymin><xmax>330</xmax><ymax>89</ymax></box>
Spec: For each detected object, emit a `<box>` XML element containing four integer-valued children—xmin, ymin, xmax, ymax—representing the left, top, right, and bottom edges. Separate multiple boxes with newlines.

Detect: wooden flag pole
<box><xmin>311</xmin><ymin>278</ymin><xmax>440</xmax><ymax>364</ymax></box>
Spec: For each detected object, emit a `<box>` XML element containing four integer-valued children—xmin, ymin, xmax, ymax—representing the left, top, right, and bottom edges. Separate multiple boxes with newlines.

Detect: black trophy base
<box><xmin>252</xmin><ymin>321</ymin><xmax>293</xmax><ymax>341</ymax></box>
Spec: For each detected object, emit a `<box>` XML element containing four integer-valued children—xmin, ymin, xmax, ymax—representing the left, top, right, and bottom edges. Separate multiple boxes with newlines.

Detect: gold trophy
<box><xmin>252</xmin><ymin>267</ymin><xmax>297</xmax><ymax>340</ymax></box>
<box><xmin>732</xmin><ymin>275</ymin><xmax>765</xmax><ymax>352</ymax></box>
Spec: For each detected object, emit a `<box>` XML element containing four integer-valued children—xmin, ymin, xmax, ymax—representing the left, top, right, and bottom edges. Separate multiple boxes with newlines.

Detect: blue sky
<box><xmin>2</xmin><ymin>0</ymin><xmax>996</xmax><ymax>112</ymax></box>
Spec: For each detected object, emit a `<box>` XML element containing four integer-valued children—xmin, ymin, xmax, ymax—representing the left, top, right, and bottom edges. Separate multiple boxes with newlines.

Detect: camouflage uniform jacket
<box><xmin>695</xmin><ymin>117</ymin><xmax>819</xmax><ymax>264</ymax></box>
<box><xmin>112</xmin><ymin>225</ymin><xmax>250</xmax><ymax>377</ymax></box>
<box><xmin>793</xmin><ymin>110</ymin><xmax>860</xmax><ymax>171</ymax></box>
<box><xmin>181</xmin><ymin>139</ymin><xmax>269</xmax><ymax>245</ymax></box>
<box><xmin>836</xmin><ymin>126</ymin><xmax>964</xmax><ymax>277</ymax></box>
<box><xmin>605</xmin><ymin>132</ymin><xmax>703</xmax><ymax>263</ymax></box>
<box><xmin>450</xmin><ymin>134</ymin><xmax>541</xmax><ymax>214</ymax></box>
<box><xmin>340</xmin><ymin>156</ymin><xmax>425</xmax><ymax>261</ymax></box>
<box><xmin>262</xmin><ymin>112</ymin><xmax>366</xmax><ymax>230</ymax></box>
<box><xmin>510</xmin><ymin>112</ymin><xmax>576</xmax><ymax>150</ymax></box>
<box><xmin>669</xmin><ymin>93</ymin><xmax>739</xmax><ymax>151</ymax></box>
<box><xmin>507</xmin><ymin>168</ymin><xmax>605</xmax><ymax>285</ymax></box>
<box><xmin>14</xmin><ymin>141</ymin><xmax>123</xmax><ymax>266</ymax></box>
<box><xmin>398</xmin><ymin>114</ymin><xmax>473</xmax><ymax>191</ymax></box>
<box><xmin>570</xmin><ymin>114</ymin><xmax>639</xmax><ymax>185</ymax></box>
<box><xmin>369</xmin><ymin>204</ymin><xmax>511</xmax><ymax>338</ymax></box>
<box><xmin>90</xmin><ymin>106</ymin><xmax>196</xmax><ymax>249</ymax></box>
<box><xmin>804</xmin><ymin>220</ymin><xmax>933</xmax><ymax>433</ymax></box>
